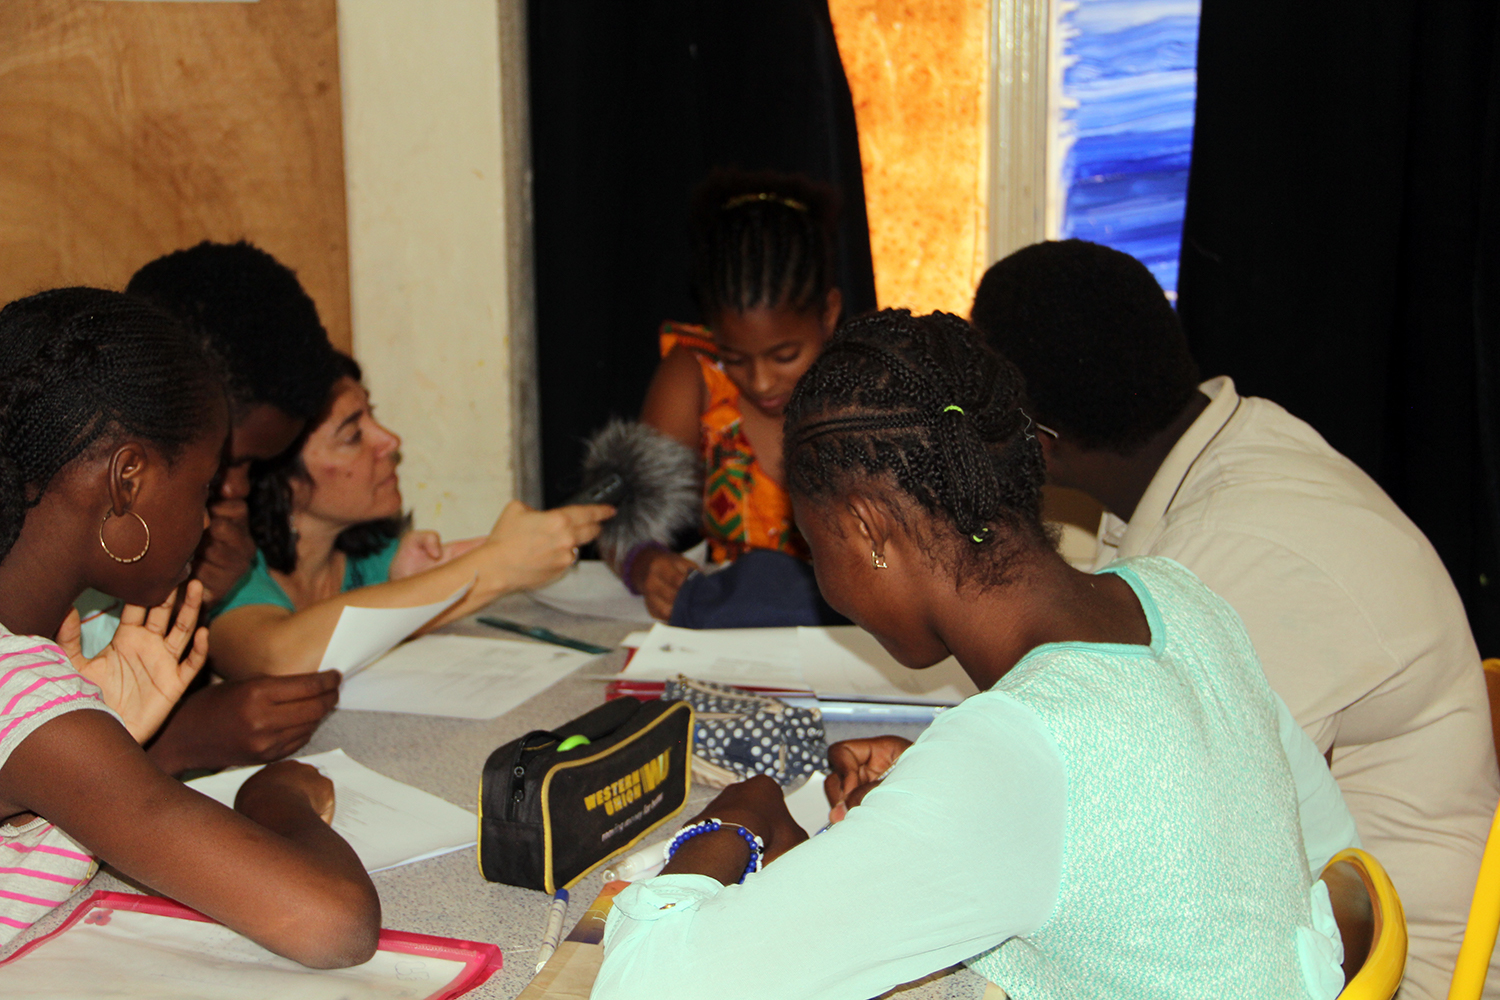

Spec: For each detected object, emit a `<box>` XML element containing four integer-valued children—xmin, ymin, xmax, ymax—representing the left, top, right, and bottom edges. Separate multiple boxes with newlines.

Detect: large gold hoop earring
<box><xmin>100</xmin><ymin>510</ymin><xmax>151</xmax><ymax>564</ymax></box>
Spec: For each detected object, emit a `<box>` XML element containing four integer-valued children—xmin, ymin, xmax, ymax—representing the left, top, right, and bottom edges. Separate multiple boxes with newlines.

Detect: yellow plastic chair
<box><xmin>1322</xmin><ymin>848</ymin><xmax>1407</xmax><ymax>1000</ymax></box>
<box><xmin>1446</xmin><ymin>660</ymin><xmax>1500</xmax><ymax>1000</ymax></box>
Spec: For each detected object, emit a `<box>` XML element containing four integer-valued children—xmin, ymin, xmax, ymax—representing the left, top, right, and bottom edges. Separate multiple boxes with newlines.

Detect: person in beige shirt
<box><xmin>971</xmin><ymin>238</ymin><xmax>1500</xmax><ymax>1000</ymax></box>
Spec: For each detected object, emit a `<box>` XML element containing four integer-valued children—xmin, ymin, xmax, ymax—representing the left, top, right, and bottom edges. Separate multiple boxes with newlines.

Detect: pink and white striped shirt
<box><xmin>0</xmin><ymin>629</ymin><xmax>119</xmax><ymax>945</ymax></box>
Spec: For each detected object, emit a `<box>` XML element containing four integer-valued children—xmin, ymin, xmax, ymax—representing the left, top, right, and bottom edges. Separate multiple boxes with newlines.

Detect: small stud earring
<box><xmin>871</xmin><ymin>551</ymin><xmax>887</xmax><ymax>569</ymax></box>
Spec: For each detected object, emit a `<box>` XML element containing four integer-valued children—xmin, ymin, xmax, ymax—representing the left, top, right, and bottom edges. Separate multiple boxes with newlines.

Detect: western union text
<box><xmin>584</xmin><ymin>751</ymin><xmax>672</xmax><ymax>816</ymax></box>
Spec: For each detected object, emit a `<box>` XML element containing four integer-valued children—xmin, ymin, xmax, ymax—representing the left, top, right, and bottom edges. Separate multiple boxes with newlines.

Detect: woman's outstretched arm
<box><xmin>209</xmin><ymin>500</ymin><xmax>611</xmax><ymax>680</ymax></box>
<box><xmin>0</xmin><ymin>710</ymin><xmax>380</xmax><ymax>968</ymax></box>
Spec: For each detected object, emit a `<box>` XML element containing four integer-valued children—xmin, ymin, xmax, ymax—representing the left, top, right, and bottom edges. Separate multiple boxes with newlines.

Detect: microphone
<box><xmin>566</xmin><ymin>420</ymin><xmax>702</xmax><ymax>563</ymax></box>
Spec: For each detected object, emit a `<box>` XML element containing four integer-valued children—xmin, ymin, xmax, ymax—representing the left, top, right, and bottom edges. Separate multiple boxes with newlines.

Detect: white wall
<box><xmin>336</xmin><ymin>0</ymin><xmax>534</xmax><ymax>541</ymax></box>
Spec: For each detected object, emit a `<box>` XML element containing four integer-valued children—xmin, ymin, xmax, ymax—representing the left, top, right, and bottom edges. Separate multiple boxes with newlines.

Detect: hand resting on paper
<box><xmin>236</xmin><ymin>760</ymin><xmax>337</xmax><ymax>827</ymax></box>
<box><xmin>146</xmin><ymin>672</ymin><xmax>342</xmax><ymax>776</ymax></box>
<box><xmin>660</xmin><ymin>775</ymin><xmax>808</xmax><ymax>885</ymax></box>
<box><xmin>824</xmin><ymin>735</ymin><xmax>913</xmax><ymax>825</ymax></box>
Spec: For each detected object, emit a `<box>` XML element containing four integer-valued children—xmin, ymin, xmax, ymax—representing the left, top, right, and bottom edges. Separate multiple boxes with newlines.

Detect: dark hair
<box><xmin>969</xmin><ymin>239</ymin><xmax>1201</xmax><ymax>453</ymax></box>
<box><xmin>127</xmin><ymin>240</ymin><xmax>340</xmax><ymax>422</ymax></box>
<box><xmin>248</xmin><ymin>353</ymin><xmax>405</xmax><ymax>573</ymax></box>
<box><xmin>0</xmin><ymin>288</ymin><xmax>224</xmax><ymax>561</ymax></box>
<box><xmin>784</xmin><ymin>309</ymin><xmax>1046</xmax><ymax>587</ymax></box>
<box><xmin>690</xmin><ymin>168</ymin><xmax>839</xmax><ymax>319</ymax></box>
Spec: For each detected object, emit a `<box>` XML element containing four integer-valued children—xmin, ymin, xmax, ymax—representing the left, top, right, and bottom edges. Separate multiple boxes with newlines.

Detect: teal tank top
<box><xmin>213</xmin><ymin>536</ymin><xmax>401</xmax><ymax>618</ymax></box>
<box><xmin>968</xmin><ymin>556</ymin><xmax>1321</xmax><ymax>999</ymax></box>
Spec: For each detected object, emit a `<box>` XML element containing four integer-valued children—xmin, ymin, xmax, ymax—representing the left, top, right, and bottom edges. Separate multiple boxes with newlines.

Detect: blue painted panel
<box><xmin>1056</xmin><ymin>0</ymin><xmax>1201</xmax><ymax>294</ymax></box>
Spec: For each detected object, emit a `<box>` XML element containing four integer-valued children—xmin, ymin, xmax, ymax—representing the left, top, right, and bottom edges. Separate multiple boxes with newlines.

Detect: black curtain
<box><xmin>1178</xmin><ymin>0</ymin><xmax>1500</xmax><ymax>653</ymax></box>
<box><xmin>528</xmin><ymin>0</ymin><xmax>877</xmax><ymax>508</ymax></box>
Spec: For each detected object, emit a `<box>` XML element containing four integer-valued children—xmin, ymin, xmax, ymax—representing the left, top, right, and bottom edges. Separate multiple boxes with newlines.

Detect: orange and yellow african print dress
<box><xmin>659</xmin><ymin>322</ymin><xmax>810</xmax><ymax>565</ymax></box>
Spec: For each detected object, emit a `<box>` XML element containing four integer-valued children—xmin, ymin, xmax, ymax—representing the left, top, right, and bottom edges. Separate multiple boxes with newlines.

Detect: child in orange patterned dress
<box><xmin>628</xmin><ymin>170</ymin><xmax>844</xmax><ymax>620</ymax></box>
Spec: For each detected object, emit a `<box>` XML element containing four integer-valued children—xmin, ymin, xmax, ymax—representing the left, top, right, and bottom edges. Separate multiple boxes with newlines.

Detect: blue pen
<box><xmin>534</xmin><ymin>888</ymin><xmax>570</xmax><ymax>974</ymax></box>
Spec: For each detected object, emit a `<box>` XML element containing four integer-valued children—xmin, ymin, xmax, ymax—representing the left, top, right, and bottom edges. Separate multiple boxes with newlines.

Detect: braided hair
<box><xmin>690</xmin><ymin>168</ymin><xmax>839</xmax><ymax>319</ymax></box>
<box><xmin>0</xmin><ymin>288</ymin><xmax>224</xmax><ymax>562</ymax></box>
<box><xmin>127</xmin><ymin>241</ymin><xmax>340</xmax><ymax>422</ymax></box>
<box><xmin>784</xmin><ymin>309</ymin><xmax>1047</xmax><ymax>588</ymax></box>
<box><xmin>248</xmin><ymin>353</ymin><xmax>406</xmax><ymax>574</ymax></box>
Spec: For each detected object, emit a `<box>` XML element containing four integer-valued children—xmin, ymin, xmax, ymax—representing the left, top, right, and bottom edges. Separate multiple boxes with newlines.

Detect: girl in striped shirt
<box><xmin>0</xmin><ymin>288</ymin><xmax>379</xmax><ymax>968</ymax></box>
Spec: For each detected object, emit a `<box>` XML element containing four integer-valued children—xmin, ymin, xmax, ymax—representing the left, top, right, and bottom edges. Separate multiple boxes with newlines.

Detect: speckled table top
<box><xmin>6</xmin><ymin>590</ymin><xmax>988</xmax><ymax>1000</ymax></box>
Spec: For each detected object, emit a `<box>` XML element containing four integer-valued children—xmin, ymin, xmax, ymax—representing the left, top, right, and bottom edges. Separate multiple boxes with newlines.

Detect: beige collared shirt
<box><xmin>1094</xmin><ymin>377</ymin><xmax>1500</xmax><ymax>1000</ymax></box>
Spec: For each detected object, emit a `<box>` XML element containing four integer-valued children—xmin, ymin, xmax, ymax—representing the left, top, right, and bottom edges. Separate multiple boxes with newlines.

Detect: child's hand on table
<box><xmin>236</xmin><ymin>759</ymin><xmax>337</xmax><ymax>826</ymax></box>
<box><xmin>825</xmin><ymin>735</ymin><xmax>913</xmax><ymax>824</ymax></box>
<box><xmin>57</xmin><ymin>581</ymin><xmax>208</xmax><ymax>744</ymax></box>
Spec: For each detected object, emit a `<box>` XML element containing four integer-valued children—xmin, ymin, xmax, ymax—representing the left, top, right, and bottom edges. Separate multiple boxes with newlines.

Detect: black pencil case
<box><xmin>478</xmin><ymin>697</ymin><xmax>694</xmax><ymax>892</ymax></box>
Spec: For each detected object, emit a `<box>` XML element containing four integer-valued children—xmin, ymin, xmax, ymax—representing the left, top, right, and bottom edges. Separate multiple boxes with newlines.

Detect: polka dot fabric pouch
<box><xmin>661</xmin><ymin>676</ymin><xmax>828</xmax><ymax>787</ymax></box>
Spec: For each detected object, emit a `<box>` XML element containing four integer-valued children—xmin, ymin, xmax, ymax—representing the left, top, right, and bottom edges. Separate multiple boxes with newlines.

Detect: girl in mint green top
<box><xmin>208</xmin><ymin>354</ymin><xmax>613</xmax><ymax>679</ymax></box>
<box><xmin>592</xmin><ymin>311</ymin><xmax>1355</xmax><ymax>1000</ymax></box>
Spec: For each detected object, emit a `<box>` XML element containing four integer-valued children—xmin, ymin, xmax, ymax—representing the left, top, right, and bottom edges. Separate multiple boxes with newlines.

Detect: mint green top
<box><xmin>969</xmin><ymin>555</ymin><xmax>1338</xmax><ymax>998</ymax></box>
<box><xmin>593</xmin><ymin>557</ymin><xmax>1354</xmax><ymax>1000</ymax></box>
<box><xmin>213</xmin><ymin>537</ymin><xmax>401</xmax><ymax>617</ymax></box>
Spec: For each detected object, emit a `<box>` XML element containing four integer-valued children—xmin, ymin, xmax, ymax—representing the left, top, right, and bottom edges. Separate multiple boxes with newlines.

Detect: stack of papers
<box><xmin>187</xmin><ymin>749</ymin><xmax>477</xmax><ymax>874</ymax></box>
<box><xmin>620</xmin><ymin>624</ymin><xmax>978</xmax><ymax>706</ymax></box>
<box><xmin>339</xmin><ymin>633</ymin><xmax>596</xmax><ymax>719</ymax></box>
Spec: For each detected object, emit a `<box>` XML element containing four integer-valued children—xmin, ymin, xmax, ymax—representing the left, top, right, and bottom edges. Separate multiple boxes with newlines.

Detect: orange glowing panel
<box><xmin>828</xmin><ymin>0</ymin><xmax>990</xmax><ymax>316</ymax></box>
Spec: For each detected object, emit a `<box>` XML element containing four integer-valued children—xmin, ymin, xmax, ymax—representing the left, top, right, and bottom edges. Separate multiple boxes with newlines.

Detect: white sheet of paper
<box><xmin>338</xmin><ymin>633</ymin><xmax>595</xmax><ymax>719</ymax></box>
<box><xmin>784</xmin><ymin>771</ymin><xmax>834</xmax><ymax>834</ymax></box>
<box><xmin>618</xmin><ymin>623</ymin><xmax>807</xmax><ymax>689</ymax></box>
<box><xmin>187</xmin><ymin>749</ymin><xmax>476</xmax><ymax>874</ymax></box>
<box><xmin>797</xmin><ymin>626</ymin><xmax>978</xmax><ymax>705</ymax></box>
<box><xmin>316</xmin><ymin>581</ymin><xmax>473</xmax><ymax>678</ymax></box>
<box><xmin>0</xmin><ymin>906</ymin><xmax>468</xmax><ymax>999</ymax></box>
<box><xmin>527</xmin><ymin>560</ymin><xmax>654</xmax><ymax>623</ymax></box>
<box><xmin>620</xmin><ymin>623</ymin><xmax>976</xmax><ymax>705</ymax></box>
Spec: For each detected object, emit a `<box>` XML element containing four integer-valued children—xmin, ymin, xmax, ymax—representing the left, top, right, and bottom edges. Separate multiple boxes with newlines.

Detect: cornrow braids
<box><xmin>784</xmin><ymin>309</ymin><xmax>1047</xmax><ymax>588</ymax></box>
<box><xmin>0</xmin><ymin>288</ymin><xmax>224</xmax><ymax>562</ymax></box>
<box><xmin>248</xmin><ymin>352</ymin><xmax>404</xmax><ymax>573</ymax></box>
<box><xmin>689</xmin><ymin>168</ymin><xmax>839</xmax><ymax>318</ymax></box>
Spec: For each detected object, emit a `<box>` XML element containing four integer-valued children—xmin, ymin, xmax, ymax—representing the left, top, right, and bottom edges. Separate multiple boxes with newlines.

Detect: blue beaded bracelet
<box><xmin>663</xmin><ymin>818</ymin><xmax>764</xmax><ymax>884</ymax></box>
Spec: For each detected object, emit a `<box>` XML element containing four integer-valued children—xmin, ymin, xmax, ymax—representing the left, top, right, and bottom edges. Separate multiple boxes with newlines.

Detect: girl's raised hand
<box><xmin>58</xmin><ymin>581</ymin><xmax>209</xmax><ymax>743</ymax></box>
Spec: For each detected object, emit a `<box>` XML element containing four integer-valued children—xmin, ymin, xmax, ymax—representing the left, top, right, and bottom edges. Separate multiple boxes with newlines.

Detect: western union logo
<box><xmin>584</xmin><ymin>750</ymin><xmax>672</xmax><ymax>816</ymax></box>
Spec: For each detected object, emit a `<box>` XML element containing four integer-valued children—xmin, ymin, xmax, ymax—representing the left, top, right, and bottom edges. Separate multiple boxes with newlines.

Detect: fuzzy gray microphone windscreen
<box><xmin>579</xmin><ymin>420</ymin><xmax>702</xmax><ymax>563</ymax></box>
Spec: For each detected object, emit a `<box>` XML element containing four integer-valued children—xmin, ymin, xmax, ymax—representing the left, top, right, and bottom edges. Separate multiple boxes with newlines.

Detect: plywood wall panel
<box><xmin>828</xmin><ymin>0</ymin><xmax>991</xmax><ymax>316</ymax></box>
<box><xmin>0</xmin><ymin>0</ymin><xmax>351</xmax><ymax>350</ymax></box>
